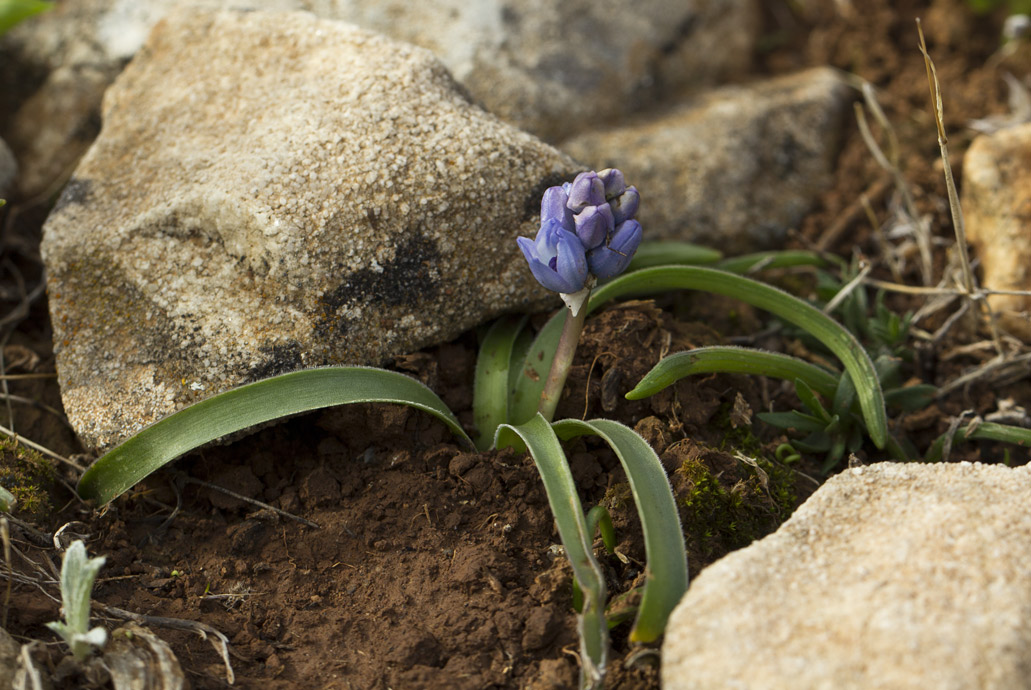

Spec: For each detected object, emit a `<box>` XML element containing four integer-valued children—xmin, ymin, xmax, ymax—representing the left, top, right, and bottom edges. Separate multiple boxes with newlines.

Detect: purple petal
<box><xmin>518</xmin><ymin>222</ymin><xmax>587</xmax><ymax>293</ymax></box>
<box><xmin>541</xmin><ymin>186</ymin><xmax>575</xmax><ymax>232</ymax></box>
<box><xmin>611</xmin><ymin>186</ymin><xmax>639</xmax><ymax>225</ymax></box>
<box><xmin>587</xmin><ymin>220</ymin><xmax>642</xmax><ymax>280</ymax></box>
<box><xmin>567</xmin><ymin>171</ymin><xmax>606</xmax><ymax>212</ymax></box>
<box><xmin>598</xmin><ymin>168</ymin><xmax>626</xmax><ymax>198</ymax></box>
<box><xmin>573</xmin><ymin>204</ymin><xmax>614</xmax><ymax>250</ymax></box>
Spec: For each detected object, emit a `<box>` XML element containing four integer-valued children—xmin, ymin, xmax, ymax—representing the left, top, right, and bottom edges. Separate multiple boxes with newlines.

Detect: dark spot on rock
<box><xmin>501</xmin><ymin>6</ymin><xmax>520</xmax><ymax>26</ymax></box>
<box><xmin>660</xmin><ymin>14</ymin><xmax>699</xmax><ymax>55</ymax></box>
<box><xmin>248</xmin><ymin>340</ymin><xmax>304</xmax><ymax>381</ymax></box>
<box><xmin>317</xmin><ymin>232</ymin><xmax>441</xmax><ymax>337</ymax></box>
<box><xmin>53</xmin><ymin>178</ymin><xmax>93</xmax><ymax>213</ymax></box>
<box><xmin>522</xmin><ymin>172</ymin><xmax>577</xmax><ymax>221</ymax></box>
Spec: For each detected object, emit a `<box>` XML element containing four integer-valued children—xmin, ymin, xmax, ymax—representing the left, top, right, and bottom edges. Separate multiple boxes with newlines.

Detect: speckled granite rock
<box><xmin>2</xmin><ymin>0</ymin><xmax>757</xmax><ymax>196</ymax></box>
<box><xmin>962</xmin><ymin>122</ymin><xmax>1031</xmax><ymax>340</ymax></box>
<box><xmin>41</xmin><ymin>8</ymin><xmax>579</xmax><ymax>452</ymax></box>
<box><xmin>663</xmin><ymin>462</ymin><xmax>1031</xmax><ymax>690</ymax></box>
<box><xmin>561</xmin><ymin>68</ymin><xmax>853</xmax><ymax>254</ymax></box>
<box><xmin>328</xmin><ymin>0</ymin><xmax>759</xmax><ymax>141</ymax></box>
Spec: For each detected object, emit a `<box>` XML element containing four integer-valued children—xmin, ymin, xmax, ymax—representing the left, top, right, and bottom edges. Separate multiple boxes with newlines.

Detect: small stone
<box><xmin>961</xmin><ymin>122</ymin><xmax>1031</xmax><ymax>340</ymax></box>
<box><xmin>561</xmin><ymin>68</ymin><xmax>853</xmax><ymax>254</ymax></box>
<box><xmin>662</xmin><ymin>462</ymin><xmax>1031</xmax><ymax>690</ymax></box>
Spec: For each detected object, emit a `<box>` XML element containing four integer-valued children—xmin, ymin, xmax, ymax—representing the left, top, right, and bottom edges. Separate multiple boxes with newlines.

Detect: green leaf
<box><xmin>625</xmin><ymin>240</ymin><xmax>723</xmax><ymax>273</ymax></box>
<box><xmin>509</xmin><ymin>310</ymin><xmax>565</xmax><ymax>425</ymax></box>
<box><xmin>626</xmin><ymin>346</ymin><xmax>840</xmax><ymax>401</ymax></box>
<box><xmin>794</xmin><ymin>378</ymin><xmax>831</xmax><ymax>423</ymax></box>
<box><xmin>716</xmin><ymin>250</ymin><xmax>827</xmax><ymax>274</ymax></box>
<box><xmin>589</xmin><ymin>266</ymin><xmax>887</xmax><ymax>448</ymax></box>
<box><xmin>925</xmin><ymin>421</ymin><xmax>1031</xmax><ymax>462</ymax></box>
<box><xmin>831</xmin><ymin>370</ymin><xmax>857</xmax><ymax>414</ymax></box>
<box><xmin>585</xmin><ymin>505</ymin><xmax>617</xmax><ymax>554</ymax></box>
<box><xmin>0</xmin><ymin>0</ymin><xmax>51</xmax><ymax>35</ymax></box>
<box><xmin>553</xmin><ymin>418</ymin><xmax>688</xmax><ymax>644</ymax></box>
<box><xmin>757</xmin><ymin>410</ymin><xmax>829</xmax><ymax>434</ymax></box>
<box><xmin>884</xmin><ymin>384</ymin><xmax>937</xmax><ymax>412</ymax></box>
<box><xmin>473</xmin><ymin>315</ymin><xmax>527</xmax><ymax>450</ymax></box>
<box><xmin>78</xmin><ymin>366</ymin><xmax>473</xmax><ymax>505</ymax></box>
<box><xmin>0</xmin><ymin>485</ymin><xmax>14</xmax><ymax>512</ymax></box>
<box><xmin>495</xmin><ymin>415</ymin><xmax>608</xmax><ymax>688</ymax></box>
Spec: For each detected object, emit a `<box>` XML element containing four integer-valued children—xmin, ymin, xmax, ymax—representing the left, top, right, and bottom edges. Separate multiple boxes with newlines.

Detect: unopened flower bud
<box><xmin>541</xmin><ymin>185</ymin><xmax>575</xmax><ymax>232</ymax></box>
<box><xmin>610</xmin><ymin>186</ymin><xmax>639</xmax><ymax>225</ymax></box>
<box><xmin>598</xmin><ymin>168</ymin><xmax>626</xmax><ymax>199</ymax></box>
<box><xmin>573</xmin><ymin>204</ymin><xmax>615</xmax><ymax>250</ymax></box>
<box><xmin>587</xmin><ymin>220</ymin><xmax>642</xmax><ymax>280</ymax></box>
<box><xmin>566</xmin><ymin>171</ymin><xmax>606</xmax><ymax>212</ymax></box>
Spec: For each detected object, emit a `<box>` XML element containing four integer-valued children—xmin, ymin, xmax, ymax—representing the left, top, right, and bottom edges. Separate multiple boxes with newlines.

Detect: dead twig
<box><xmin>917</xmin><ymin>20</ymin><xmax>1006</xmax><ymax>356</ymax></box>
<box><xmin>179</xmin><ymin>476</ymin><xmax>322</xmax><ymax>530</ymax></box>
<box><xmin>97</xmin><ymin>603</ymin><xmax>236</xmax><ymax>685</ymax></box>
<box><xmin>0</xmin><ymin>423</ymin><xmax>84</xmax><ymax>473</ymax></box>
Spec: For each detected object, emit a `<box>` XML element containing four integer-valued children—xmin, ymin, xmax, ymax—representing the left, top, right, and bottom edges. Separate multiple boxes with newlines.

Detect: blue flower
<box><xmin>520</xmin><ymin>168</ymin><xmax>642</xmax><ymax>294</ymax></box>
<box><xmin>517</xmin><ymin>218</ymin><xmax>589</xmax><ymax>294</ymax></box>
<box><xmin>587</xmin><ymin>219</ymin><xmax>642</xmax><ymax>279</ymax></box>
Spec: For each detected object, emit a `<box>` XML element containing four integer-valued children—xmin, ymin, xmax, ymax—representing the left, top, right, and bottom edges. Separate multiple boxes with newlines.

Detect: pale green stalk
<box><xmin>537</xmin><ymin>295</ymin><xmax>589</xmax><ymax>422</ymax></box>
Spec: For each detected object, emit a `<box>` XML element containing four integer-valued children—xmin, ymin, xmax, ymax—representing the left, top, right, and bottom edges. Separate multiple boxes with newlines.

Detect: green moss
<box><xmin>601</xmin><ymin>481</ymin><xmax>634</xmax><ymax>514</ymax></box>
<box><xmin>674</xmin><ymin>440</ymin><xmax>797</xmax><ymax>566</ymax></box>
<box><xmin>0</xmin><ymin>436</ymin><xmax>57</xmax><ymax>521</ymax></box>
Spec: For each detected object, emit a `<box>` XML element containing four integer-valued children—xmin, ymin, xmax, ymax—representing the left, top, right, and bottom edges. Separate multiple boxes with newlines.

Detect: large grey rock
<box><xmin>962</xmin><ymin>122</ymin><xmax>1031</xmax><ymax>340</ymax></box>
<box><xmin>329</xmin><ymin>0</ymin><xmax>759</xmax><ymax>141</ymax></box>
<box><xmin>561</xmin><ymin>68</ymin><xmax>853</xmax><ymax>254</ymax></box>
<box><xmin>2</xmin><ymin>0</ymin><xmax>757</xmax><ymax>197</ymax></box>
<box><xmin>42</xmin><ymin>8</ymin><xmax>579</xmax><ymax>452</ymax></box>
<box><xmin>663</xmin><ymin>462</ymin><xmax>1031</xmax><ymax>690</ymax></box>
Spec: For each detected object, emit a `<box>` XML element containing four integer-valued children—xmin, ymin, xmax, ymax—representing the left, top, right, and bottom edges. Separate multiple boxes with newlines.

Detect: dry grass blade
<box><xmin>916</xmin><ymin>20</ymin><xmax>975</xmax><ymax>296</ymax></box>
<box><xmin>853</xmin><ymin>83</ymin><xmax>933</xmax><ymax>285</ymax></box>
<box><xmin>0</xmin><ymin>424</ymin><xmax>83</xmax><ymax>473</ymax></box>
<box><xmin>937</xmin><ymin>352</ymin><xmax>1031</xmax><ymax>397</ymax></box>
<box><xmin>2</xmin><ymin>518</ymin><xmax>10</xmax><ymax>628</ymax></box>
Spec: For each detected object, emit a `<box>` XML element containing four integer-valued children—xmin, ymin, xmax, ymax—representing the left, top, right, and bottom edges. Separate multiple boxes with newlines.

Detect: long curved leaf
<box><xmin>589</xmin><ymin>267</ymin><xmax>887</xmax><ymax>448</ymax></box>
<box><xmin>626</xmin><ymin>346</ymin><xmax>840</xmax><ymax>401</ymax></box>
<box><xmin>717</xmin><ymin>250</ymin><xmax>827</xmax><ymax>274</ymax></box>
<box><xmin>925</xmin><ymin>421</ymin><xmax>1031</xmax><ymax>462</ymax></box>
<box><xmin>78</xmin><ymin>366</ymin><xmax>473</xmax><ymax>504</ymax></box>
<box><xmin>625</xmin><ymin>240</ymin><xmax>723</xmax><ymax>273</ymax></box>
<box><xmin>495</xmin><ymin>415</ymin><xmax>608</xmax><ymax>688</ymax></box>
<box><xmin>473</xmin><ymin>314</ymin><xmax>527</xmax><ymax>450</ymax></box>
<box><xmin>553</xmin><ymin>418</ymin><xmax>688</xmax><ymax>643</ymax></box>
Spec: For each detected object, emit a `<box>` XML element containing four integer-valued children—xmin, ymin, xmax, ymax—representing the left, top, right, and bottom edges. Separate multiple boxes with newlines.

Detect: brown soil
<box><xmin>3</xmin><ymin>1</ymin><xmax>1031</xmax><ymax>688</ymax></box>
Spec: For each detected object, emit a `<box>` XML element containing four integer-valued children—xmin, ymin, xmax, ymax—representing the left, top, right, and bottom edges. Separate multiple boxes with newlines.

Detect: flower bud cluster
<box><xmin>517</xmin><ymin>169</ymin><xmax>642</xmax><ymax>294</ymax></box>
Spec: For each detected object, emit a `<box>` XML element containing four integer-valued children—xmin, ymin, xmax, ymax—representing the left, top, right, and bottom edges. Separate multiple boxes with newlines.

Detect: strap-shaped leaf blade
<box><xmin>78</xmin><ymin>366</ymin><xmax>474</xmax><ymax>505</ymax></box>
<box><xmin>472</xmin><ymin>314</ymin><xmax>527</xmax><ymax>450</ymax></box>
<box><xmin>494</xmin><ymin>415</ymin><xmax>608</xmax><ymax>688</ymax></box>
<box><xmin>626</xmin><ymin>346</ymin><xmax>840</xmax><ymax>401</ymax></box>
<box><xmin>589</xmin><ymin>266</ymin><xmax>887</xmax><ymax>448</ymax></box>
<box><xmin>553</xmin><ymin>418</ymin><xmax>688</xmax><ymax>643</ymax></box>
<box><xmin>625</xmin><ymin>240</ymin><xmax>723</xmax><ymax>273</ymax></box>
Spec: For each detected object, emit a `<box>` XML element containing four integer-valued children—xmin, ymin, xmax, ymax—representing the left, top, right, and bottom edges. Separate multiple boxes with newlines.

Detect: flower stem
<box><xmin>538</xmin><ymin>290</ymin><xmax>591</xmax><ymax>422</ymax></box>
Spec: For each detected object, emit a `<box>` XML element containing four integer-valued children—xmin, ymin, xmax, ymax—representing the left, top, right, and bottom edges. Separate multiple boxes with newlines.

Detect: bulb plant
<box><xmin>73</xmin><ymin>166</ymin><xmax>1031</xmax><ymax>686</ymax></box>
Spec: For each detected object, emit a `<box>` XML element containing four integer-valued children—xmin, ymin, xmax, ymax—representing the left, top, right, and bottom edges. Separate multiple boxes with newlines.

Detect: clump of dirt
<box><xmin>3</xmin><ymin>1</ymin><xmax>1031</xmax><ymax>688</ymax></box>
